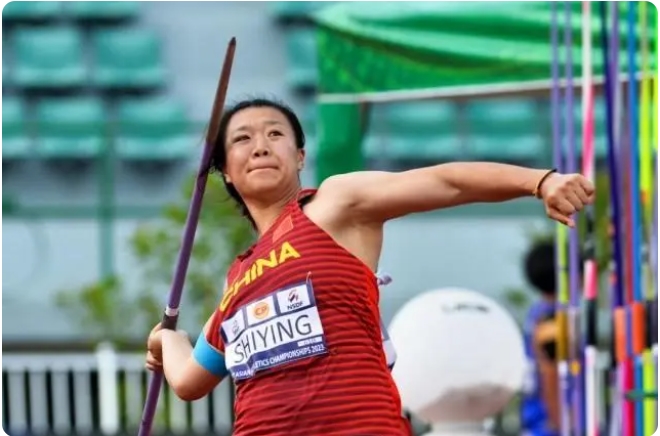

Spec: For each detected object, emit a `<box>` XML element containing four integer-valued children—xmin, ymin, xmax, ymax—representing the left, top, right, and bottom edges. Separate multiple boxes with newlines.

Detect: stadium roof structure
<box><xmin>310</xmin><ymin>1</ymin><xmax>657</xmax><ymax>184</ymax></box>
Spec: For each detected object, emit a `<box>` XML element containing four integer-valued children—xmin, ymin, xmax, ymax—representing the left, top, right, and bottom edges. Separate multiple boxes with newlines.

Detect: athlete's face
<box><xmin>223</xmin><ymin>107</ymin><xmax>304</xmax><ymax>200</ymax></box>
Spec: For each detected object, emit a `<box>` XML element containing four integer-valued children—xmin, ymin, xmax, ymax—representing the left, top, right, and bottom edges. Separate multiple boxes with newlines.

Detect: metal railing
<box><xmin>2</xmin><ymin>343</ymin><xmax>234</xmax><ymax>436</ymax></box>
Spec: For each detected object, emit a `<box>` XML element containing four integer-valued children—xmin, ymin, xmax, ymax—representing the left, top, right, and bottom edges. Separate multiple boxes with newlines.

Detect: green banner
<box><xmin>311</xmin><ymin>2</ymin><xmax>657</xmax><ymax>184</ymax></box>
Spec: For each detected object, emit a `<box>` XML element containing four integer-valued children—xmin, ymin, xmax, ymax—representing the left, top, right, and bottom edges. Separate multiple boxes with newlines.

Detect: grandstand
<box><xmin>3</xmin><ymin>0</ymin><xmax>562</xmax><ymax>348</ymax></box>
<box><xmin>2</xmin><ymin>3</ymin><xmax>590</xmax><ymax>434</ymax></box>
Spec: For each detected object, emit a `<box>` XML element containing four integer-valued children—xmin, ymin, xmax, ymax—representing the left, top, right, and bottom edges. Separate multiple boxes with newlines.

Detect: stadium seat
<box><xmin>11</xmin><ymin>27</ymin><xmax>86</xmax><ymax>89</ymax></box>
<box><xmin>65</xmin><ymin>1</ymin><xmax>140</xmax><ymax>21</ymax></box>
<box><xmin>385</xmin><ymin>101</ymin><xmax>457</xmax><ymax>137</ymax></box>
<box><xmin>2</xmin><ymin>96</ymin><xmax>31</xmax><ymax>159</ymax></box>
<box><xmin>376</xmin><ymin>101</ymin><xmax>462</xmax><ymax>161</ymax></box>
<box><xmin>91</xmin><ymin>29</ymin><xmax>166</xmax><ymax>90</ymax></box>
<box><xmin>34</xmin><ymin>97</ymin><xmax>106</xmax><ymax>159</ymax></box>
<box><xmin>285</xmin><ymin>28</ymin><xmax>318</xmax><ymax>92</ymax></box>
<box><xmin>271</xmin><ymin>1</ymin><xmax>336</xmax><ymax>22</ymax></box>
<box><xmin>301</xmin><ymin>104</ymin><xmax>318</xmax><ymax>158</ymax></box>
<box><xmin>468</xmin><ymin>136</ymin><xmax>545</xmax><ymax>163</ymax></box>
<box><xmin>2</xmin><ymin>1</ymin><xmax>62</xmax><ymax>22</ymax></box>
<box><xmin>115</xmin><ymin>96</ymin><xmax>193</xmax><ymax>161</ymax></box>
<box><xmin>466</xmin><ymin>98</ymin><xmax>539</xmax><ymax>136</ymax></box>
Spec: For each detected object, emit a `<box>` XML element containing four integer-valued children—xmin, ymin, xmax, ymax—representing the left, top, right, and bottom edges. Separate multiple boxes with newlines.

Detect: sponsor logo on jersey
<box><xmin>221</xmin><ymin>280</ymin><xmax>327</xmax><ymax>380</ymax></box>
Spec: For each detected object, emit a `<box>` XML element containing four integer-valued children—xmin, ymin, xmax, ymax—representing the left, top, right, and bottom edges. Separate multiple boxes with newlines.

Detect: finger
<box><xmin>146</xmin><ymin>363</ymin><xmax>162</xmax><ymax>372</ymax></box>
<box><xmin>578</xmin><ymin>177</ymin><xmax>595</xmax><ymax>195</ymax></box>
<box><xmin>565</xmin><ymin>191</ymin><xmax>585</xmax><ymax>211</ymax></box>
<box><xmin>572</xmin><ymin>185</ymin><xmax>591</xmax><ymax>205</ymax></box>
<box><xmin>548</xmin><ymin>208</ymin><xmax>574</xmax><ymax>228</ymax></box>
<box><xmin>146</xmin><ymin>350</ymin><xmax>161</xmax><ymax>362</ymax></box>
<box><xmin>553</xmin><ymin>198</ymin><xmax>576</xmax><ymax>216</ymax></box>
<box><xmin>150</xmin><ymin>323</ymin><xmax>163</xmax><ymax>334</ymax></box>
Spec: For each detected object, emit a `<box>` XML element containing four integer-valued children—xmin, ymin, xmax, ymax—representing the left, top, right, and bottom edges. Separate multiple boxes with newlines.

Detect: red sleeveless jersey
<box><xmin>207</xmin><ymin>189</ymin><xmax>411</xmax><ymax>436</ymax></box>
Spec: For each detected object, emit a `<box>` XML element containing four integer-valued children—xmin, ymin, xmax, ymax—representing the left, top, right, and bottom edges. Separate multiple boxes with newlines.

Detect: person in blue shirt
<box><xmin>520</xmin><ymin>240</ymin><xmax>561</xmax><ymax>436</ymax></box>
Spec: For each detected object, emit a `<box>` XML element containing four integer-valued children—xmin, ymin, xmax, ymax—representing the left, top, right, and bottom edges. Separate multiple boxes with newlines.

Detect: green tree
<box><xmin>55</xmin><ymin>175</ymin><xmax>255</xmax><ymax>347</ymax></box>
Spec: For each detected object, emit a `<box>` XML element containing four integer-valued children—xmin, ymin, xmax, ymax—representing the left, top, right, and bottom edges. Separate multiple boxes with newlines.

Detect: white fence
<box><xmin>2</xmin><ymin>343</ymin><xmax>235</xmax><ymax>435</ymax></box>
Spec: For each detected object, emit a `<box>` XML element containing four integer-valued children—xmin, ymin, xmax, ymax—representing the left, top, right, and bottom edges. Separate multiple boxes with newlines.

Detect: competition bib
<box><xmin>221</xmin><ymin>279</ymin><xmax>328</xmax><ymax>380</ymax></box>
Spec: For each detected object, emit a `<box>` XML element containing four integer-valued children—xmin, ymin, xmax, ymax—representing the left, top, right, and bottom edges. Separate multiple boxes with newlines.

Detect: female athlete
<box><xmin>145</xmin><ymin>98</ymin><xmax>594</xmax><ymax>436</ymax></box>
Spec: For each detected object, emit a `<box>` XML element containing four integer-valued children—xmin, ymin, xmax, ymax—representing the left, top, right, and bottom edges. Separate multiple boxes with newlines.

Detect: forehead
<box><xmin>227</xmin><ymin>107</ymin><xmax>290</xmax><ymax>133</ymax></box>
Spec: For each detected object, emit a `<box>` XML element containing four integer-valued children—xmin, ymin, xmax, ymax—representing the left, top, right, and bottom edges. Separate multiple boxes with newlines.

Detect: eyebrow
<box><xmin>232</xmin><ymin>120</ymin><xmax>284</xmax><ymax>134</ymax></box>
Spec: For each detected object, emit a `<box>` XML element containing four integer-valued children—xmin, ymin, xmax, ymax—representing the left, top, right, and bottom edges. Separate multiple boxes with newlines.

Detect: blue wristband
<box><xmin>192</xmin><ymin>332</ymin><xmax>228</xmax><ymax>378</ymax></box>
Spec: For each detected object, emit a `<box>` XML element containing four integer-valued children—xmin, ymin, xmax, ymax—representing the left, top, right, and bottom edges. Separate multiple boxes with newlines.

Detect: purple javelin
<box><xmin>137</xmin><ymin>37</ymin><xmax>236</xmax><ymax>436</ymax></box>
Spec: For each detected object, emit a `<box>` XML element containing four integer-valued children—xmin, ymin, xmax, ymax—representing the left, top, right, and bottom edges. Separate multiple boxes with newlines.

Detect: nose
<box><xmin>251</xmin><ymin>135</ymin><xmax>270</xmax><ymax>157</ymax></box>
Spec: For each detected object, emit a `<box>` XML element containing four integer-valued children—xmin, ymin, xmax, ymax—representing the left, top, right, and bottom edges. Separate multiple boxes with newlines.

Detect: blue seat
<box><xmin>65</xmin><ymin>1</ymin><xmax>140</xmax><ymax>21</ymax></box>
<box><xmin>34</xmin><ymin>97</ymin><xmax>106</xmax><ymax>159</ymax></box>
<box><xmin>3</xmin><ymin>1</ymin><xmax>62</xmax><ymax>22</ymax></box>
<box><xmin>116</xmin><ymin>96</ymin><xmax>193</xmax><ymax>161</ymax></box>
<box><xmin>11</xmin><ymin>26</ymin><xmax>86</xmax><ymax>89</ymax></box>
<box><xmin>2</xmin><ymin>96</ymin><xmax>31</xmax><ymax>159</ymax></box>
<box><xmin>285</xmin><ymin>28</ymin><xmax>318</xmax><ymax>91</ymax></box>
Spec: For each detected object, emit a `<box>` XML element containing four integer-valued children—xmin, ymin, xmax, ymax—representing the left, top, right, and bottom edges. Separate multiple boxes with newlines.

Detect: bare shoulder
<box><xmin>312</xmin><ymin>171</ymin><xmax>395</xmax><ymax>211</ymax></box>
<box><xmin>302</xmin><ymin>173</ymin><xmax>385</xmax><ymax>271</ymax></box>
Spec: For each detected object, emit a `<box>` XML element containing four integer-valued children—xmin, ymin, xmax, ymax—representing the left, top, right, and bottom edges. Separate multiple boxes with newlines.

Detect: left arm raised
<box><xmin>320</xmin><ymin>162</ymin><xmax>592</xmax><ymax>225</ymax></box>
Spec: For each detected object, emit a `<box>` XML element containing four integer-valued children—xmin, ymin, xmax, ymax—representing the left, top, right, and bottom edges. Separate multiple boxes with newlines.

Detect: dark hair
<box><xmin>523</xmin><ymin>240</ymin><xmax>557</xmax><ymax>296</ymax></box>
<box><xmin>207</xmin><ymin>97</ymin><xmax>306</xmax><ymax>225</ymax></box>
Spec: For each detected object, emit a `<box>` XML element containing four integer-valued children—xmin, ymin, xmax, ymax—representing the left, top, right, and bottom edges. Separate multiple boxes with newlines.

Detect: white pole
<box><xmin>96</xmin><ymin>342</ymin><xmax>120</xmax><ymax>434</ymax></box>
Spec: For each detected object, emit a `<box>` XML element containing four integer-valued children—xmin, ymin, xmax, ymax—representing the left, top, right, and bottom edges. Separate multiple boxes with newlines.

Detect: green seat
<box><xmin>301</xmin><ymin>104</ymin><xmax>318</xmax><ymax>159</ymax></box>
<box><xmin>285</xmin><ymin>28</ymin><xmax>318</xmax><ymax>91</ymax></box>
<box><xmin>466</xmin><ymin>98</ymin><xmax>539</xmax><ymax>136</ymax></box>
<box><xmin>271</xmin><ymin>1</ymin><xmax>336</xmax><ymax>22</ymax></box>
<box><xmin>3</xmin><ymin>1</ymin><xmax>62</xmax><ymax>21</ymax></box>
<box><xmin>469</xmin><ymin>135</ymin><xmax>544</xmax><ymax>163</ymax></box>
<box><xmin>92</xmin><ymin>29</ymin><xmax>166</xmax><ymax>89</ymax></box>
<box><xmin>595</xmin><ymin>135</ymin><xmax>607</xmax><ymax>160</ymax></box>
<box><xmin>65</xmin><ymin>1</ymin><xmax>140</xmax><ymax>20</ymax></box>
<box><xmin>116</xmin><ymin>97</ymin><xmax>192</xmax><ymax>161</ymax></box>
<box><xmin>422</xmin><ymin>136</ymin><xmax>462</xmax><ymax>161</ymax></box>
<box><xmin>35</xmin><ymin>97</ymin><xmax>106</xmax><ymax>159</ymax></box>
<box><xmin>376</xmin><ymin>102</ymin><xmax>460</xmax><ymax>161</ymax></box>
<box><xmin>365</xmin><ymin>134</ymin><xmax>460</xmax><ymax>162</ymax></box>
<box><xmin>386</xmin><ymin>101</ymin><xmax>457</xmax><ymax>137</ymax></box>
<box><xmin>11</xmin><ymin>26</ymin><xmax>86</xmax><ymax>89</ymax></box>
<box><xmin>2</xmin><ymin>96</ymin><xmax>31</xmax><ymax>159</ymax></box>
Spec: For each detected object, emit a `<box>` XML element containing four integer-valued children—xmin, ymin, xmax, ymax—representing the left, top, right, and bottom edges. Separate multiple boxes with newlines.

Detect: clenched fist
<box><xmin>538</xmin><ymin>172</ymin><xmax>595</xmax><ymax>227</ymax></box>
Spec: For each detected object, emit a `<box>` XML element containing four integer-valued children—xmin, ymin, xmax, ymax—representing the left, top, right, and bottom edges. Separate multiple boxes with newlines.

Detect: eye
<box><xmin>233</xmin><ymin>135</ymin><xmax>249</xmax><ymax>143</ymax></box>
<box><xmin>268</xmin><ymin>130</ymin><xmax>283</xmax><ymax>138</ymax></box>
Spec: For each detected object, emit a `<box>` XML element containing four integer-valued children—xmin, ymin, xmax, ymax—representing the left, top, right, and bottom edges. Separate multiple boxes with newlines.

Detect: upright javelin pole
<box><xmin>550</xmin><ymin>3</ymin><xmax>571</xmax><ymax>434</ymax></box>
<box><xmin>580</xmin><ymin>2</ymin><xmax>599</xmax><ymax>435</ymax></box>
<box><xmin>598</xmin><ymin>3</ymin><xmax>626</xmax><ymax>435</ymax></box>
<box><xmin>624</xmin><ymin>3</ymin><xmax>645</xmax><ymax>435</ymax></box>
<box><xmin>137</xmin><ymin>37</ymin><xmax>237</xmax><ymax>436</ymax></box>
<box><xmin>638</xmin><ymin>2</ymin><xmax>658</xmax><ymax>433</ymax></box>
<box><xmin>563</xmin><ymin>3</ymin><xmax>584</xmax><ymax>434</ymax></box>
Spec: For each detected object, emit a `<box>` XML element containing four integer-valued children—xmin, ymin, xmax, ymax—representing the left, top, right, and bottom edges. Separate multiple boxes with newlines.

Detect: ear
<box><xmin>224</xmin><ymin>173</ymin><xmax>232</xmax><ymax>183</ymax></box>
<box><xmin>297</xmin><ymin>149</ymin><xmax>306</xmax><ymax>171</ymax></box>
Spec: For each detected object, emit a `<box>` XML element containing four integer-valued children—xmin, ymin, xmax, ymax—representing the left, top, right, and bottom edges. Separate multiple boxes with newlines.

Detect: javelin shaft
<box><xmin>624</xmin><ymin>3</ymin><xmax>645</xmax><ymax>435</ymax></box>
<box><xmin>580</xmin><ymin>3</ymin><xmax>599</xmax><ymax>435</ymax></box>
<box><xmin>599</xmin><ymin>2</ymin><xmax>625</xmax><ymax>434</ymax></box>
<box><xmin>138</xmin><ymin>37</ymin><xmax>236</xmax><ymax>436</ymax></box>
<box><xmin>563</xmin><ymin>3</ymin><xmax>584</xmax><ymax>434</ymax></box>
<box><xmin>638</xmin><ymin>2</ymin><xmax>657</xmax><ymax>433</ymax></box>
<box><xmin>550</xmin><ymin>3</ymin><xmax>571</xmax><ymax>434</ymax></box>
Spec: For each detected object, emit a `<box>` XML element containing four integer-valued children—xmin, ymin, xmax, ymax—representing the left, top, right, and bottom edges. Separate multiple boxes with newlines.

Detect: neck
<box><xmin>246</xmin><ymin>185</ymin><xmax>300</xmax><ymax>236</ymax></box>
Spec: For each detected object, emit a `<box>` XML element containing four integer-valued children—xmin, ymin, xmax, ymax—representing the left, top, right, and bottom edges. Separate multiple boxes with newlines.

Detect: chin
<box><xmin>246</xmin><ymin>173</ymin><xmax>284</xmax><ymax>193</ymax></box>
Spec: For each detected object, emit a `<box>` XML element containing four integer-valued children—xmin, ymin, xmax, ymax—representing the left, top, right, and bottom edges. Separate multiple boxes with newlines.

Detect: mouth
<box><xmin>248</xmin><ymin>166</ymin><xmax>278</xmax><ymax>173</ymax></box>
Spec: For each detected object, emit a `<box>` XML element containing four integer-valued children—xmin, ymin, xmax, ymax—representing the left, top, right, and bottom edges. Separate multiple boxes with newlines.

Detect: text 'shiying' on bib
<box><xmin>221</xmin><ymin>280</ymin><xmax>328</xmax><ymax>380</ymax></box>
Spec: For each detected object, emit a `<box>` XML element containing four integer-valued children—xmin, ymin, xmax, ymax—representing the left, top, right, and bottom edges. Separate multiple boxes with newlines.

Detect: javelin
<box><xmin>137</xmin><ymin>36</ymin><xmax>237</xmax><ymax>436</ymax></box>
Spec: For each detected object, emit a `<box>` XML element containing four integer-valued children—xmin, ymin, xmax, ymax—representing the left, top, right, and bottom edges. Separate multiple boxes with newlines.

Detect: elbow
<box><xmin>170</xmin><ymin>378</ymin><xmax>207</xmax><ymax>402</ymax></box>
